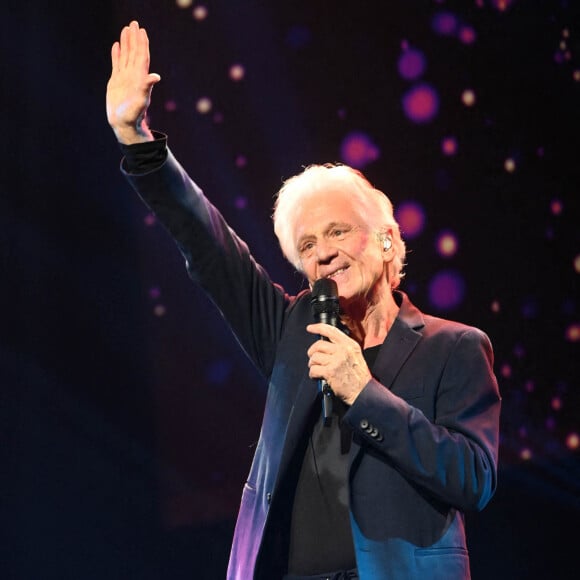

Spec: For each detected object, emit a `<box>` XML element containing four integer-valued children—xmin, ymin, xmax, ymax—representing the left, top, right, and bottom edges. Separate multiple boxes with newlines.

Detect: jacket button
<box><xmin>360</xmin><ymin>419</ymin><xmax>369</xmax><ymax>429</ymax></box>
<box><xmin>370</xmin><ymin>427</ymin><xmax>379</xmax><ymax>438</ymax></box>
<box><xmin>266</xmin><ymin>492</ymin><xmax>272</xmax><ymax>504</ymax></box>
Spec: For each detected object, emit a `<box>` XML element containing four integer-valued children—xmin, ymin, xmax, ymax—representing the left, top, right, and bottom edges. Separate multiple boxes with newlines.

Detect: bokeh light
<box><xmin>397</xmin><ymin>47</ymin><xmax>427</xmax><ymax>80</ymax></box>
<box><xmin>428</xmin><ymin>270</ymin><xmax>466</xmax><ymax>310</ymax></box>
<box><xmin>339</xmin><ymin>131</ymin><xmax>380</xmax><ymax>168</ymax></box>
<box><xmin>234</xmin><ymin>196</ymin><xmax>248</xmax><ymax>210</ymax></box>
<box><xmin>193</xmin><ymin>5</ymin><xmax>208</xmax><ymax>20</ymax></box>
<box><xmin>550</xmin><ymin>198</ymin><xmax>563</xmax><ymax>215</ymax></box>
<box><xmin>504</xmin><ymin>157</ymin><xmax>516</xmax><ymax>172</ymax></box>
<box><xmin>458</xmin><ymin>25</ymin><xmax>477</xmax><ymax>45</ymax></box>
<box><xmin>431</xmin><ymin>11</ymin><xmax>458</xmax><ymax>36</ymax></box>
<box><xmin>153</xmin><ymin>304</ymin><xmax>166</xmax><ymax>317</ymax></box>
<box><xmin>461</xmin><ymin>89</ymin><xmax>476</xmax><ymax>107</ymax></box>
<box><xmin>566</xmin><ymin>433</ymin><xmax>579</xmax><ymax>450</ymax></box>
<box><xmin>196</xmin><ymin>97</ymin><xmax>212</xmax><ymax>114</ymax></box>
<box><xmin>229</xmin><ymin>64</ymin><xmax>245</xmax><ymax>82</ymax></box>
<box><xmin>395</xmin><ymin>201</ymin><xmax>426</xmax><ymax>239</ymax></box>
<box><xmin>441</xmin><ymin>136</ymin><xmax>458</xmax><ymax>156</ymax></box>
<box><xmin>164</xmin><ymin>99</ymin><xmax>177</xmax><ymax>112</ymax></box>
<box><xmin>565</xmin><ymin>323</ymin><xmax>580</xmax><ymax>342</ymax></box>
<box><xmin>402</xmin><ymin>84</ymin><xmax>440</xmax><ymax>123</ymax></box>
<box><xmin>492</xmin><ymin>0</ymin><xmax>516</xmax><ymax>12</ymax></box>
<box><xmin>436</xmin><ymin>230</ymin><xmax>459</xmax><ymax>257</ymax></box>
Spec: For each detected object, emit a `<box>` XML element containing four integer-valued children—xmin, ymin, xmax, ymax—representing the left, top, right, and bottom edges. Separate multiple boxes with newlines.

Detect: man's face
<box><xmin>293</xmin><ymin>188</ymin><xmax>390</xmax><ymax>306</ymax></box>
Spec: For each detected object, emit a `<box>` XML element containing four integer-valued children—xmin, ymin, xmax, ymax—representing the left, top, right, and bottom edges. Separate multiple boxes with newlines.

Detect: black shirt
<box><xmin>287</xmin><ymin>345</ymin><xmax>381</xmax><ymax>575</ymax></box>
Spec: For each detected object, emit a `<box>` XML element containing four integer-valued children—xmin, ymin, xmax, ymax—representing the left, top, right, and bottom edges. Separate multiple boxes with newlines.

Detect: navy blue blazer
<box><xmin>123</xmin><ymin>149</ymin><xmax>501</xmax><ymax>580</ymax></box>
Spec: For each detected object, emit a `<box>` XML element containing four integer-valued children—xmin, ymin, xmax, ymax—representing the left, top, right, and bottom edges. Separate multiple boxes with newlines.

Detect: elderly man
<box><xmin>107</xmin><ymin>21</ymin><xmax>500</xmax><ymax>580</ymax></box>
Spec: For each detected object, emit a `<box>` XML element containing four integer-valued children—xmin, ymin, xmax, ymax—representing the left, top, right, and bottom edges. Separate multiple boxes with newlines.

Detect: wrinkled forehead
<box><xmin>292</xmin><ymin>186</ymin><xmax>369</xmax><ymax>237</ymax></box>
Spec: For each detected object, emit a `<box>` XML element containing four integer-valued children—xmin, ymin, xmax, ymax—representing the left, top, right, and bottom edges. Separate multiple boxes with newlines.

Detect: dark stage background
<box><xmin>3</xmin><ymin>1</ymin><xmax>579</xmax><ymax>578</ymax></box>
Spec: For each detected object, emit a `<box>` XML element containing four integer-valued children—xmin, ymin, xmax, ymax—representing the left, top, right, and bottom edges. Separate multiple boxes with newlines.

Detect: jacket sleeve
<box><xmin>344</xmin><ymin>327</ymin><xmax>501</xmax><ymax>512</ymax></box>
<box><xmin>121</xmin><ymin>148</ymin><xmax>291</xmax><ymax>378</ymax></box>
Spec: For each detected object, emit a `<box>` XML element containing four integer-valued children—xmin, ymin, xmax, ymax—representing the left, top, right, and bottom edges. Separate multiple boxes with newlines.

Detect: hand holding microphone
<box><xmin>310</xmin><ymin>279</ymin><xmax>341</xmax><ymax>425</ymax></box>
<box><xmin>307</xmin><ymin>279</ymin><xmax>372</xmax><ymax>424</ymax></box>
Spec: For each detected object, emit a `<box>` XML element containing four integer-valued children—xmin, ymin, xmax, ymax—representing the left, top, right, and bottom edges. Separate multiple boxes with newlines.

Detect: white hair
<box><xmin>272</xmin><ymin>163</ymin><xmax>406</xmax><ymax>289</ymax></box>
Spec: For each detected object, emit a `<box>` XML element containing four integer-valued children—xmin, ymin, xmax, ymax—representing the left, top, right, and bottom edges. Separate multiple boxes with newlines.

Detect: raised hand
<box><xmin>106</xmin><ymin>21</ymin><xmax>161</xmax><ymax>144</ymax></box>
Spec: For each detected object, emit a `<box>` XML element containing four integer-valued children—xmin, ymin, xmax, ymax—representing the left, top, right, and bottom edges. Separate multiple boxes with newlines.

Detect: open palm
<box><xmin>106</xmin><ymin>20</ymin><xmax>160</xmax><ymax>144</ymax></box>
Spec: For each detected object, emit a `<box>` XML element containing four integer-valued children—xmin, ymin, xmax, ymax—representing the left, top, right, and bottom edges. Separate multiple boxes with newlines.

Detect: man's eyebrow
<box><xmin>297</xmin><ymin>222</ymin><xmax>354</xmax><ymax>243</ymax></box>
<box><xmin>326</xmin><ymin>221</ymin><xmax>351</xmax><ymax>230</ymax></box>
<box><xmin>323</xmin><ymin>221</ymin><xmax>355</xmax><ymax>235</ymax></box>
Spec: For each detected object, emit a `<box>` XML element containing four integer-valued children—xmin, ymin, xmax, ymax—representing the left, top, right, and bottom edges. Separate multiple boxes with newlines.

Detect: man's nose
<box><xmin>315</xmin><ymin>239</ymin><xmax>338</xmax><ymax>263</ymax></box>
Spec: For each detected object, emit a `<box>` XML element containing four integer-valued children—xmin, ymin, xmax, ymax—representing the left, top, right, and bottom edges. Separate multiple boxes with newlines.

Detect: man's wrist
<box><xmin>111</xmin><ymin>120</ymin><xmax>154</xmax><ymax>145</ymax></box>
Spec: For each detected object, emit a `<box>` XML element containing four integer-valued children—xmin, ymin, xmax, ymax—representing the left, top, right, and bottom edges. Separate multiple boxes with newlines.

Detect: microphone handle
<box><xmin>314</xmin><ymin>301</ymin><xmax>339</xmax><ymax>427</ymax></box>
<box><xmin>318</xmin><ymin>328</ymin><xmax>335</xmax><ymax>426</ymax></box>
<box><xmin>320</xmin><ymin>378</ymin><xmax>333</xmax><ymax>426</ymax></box>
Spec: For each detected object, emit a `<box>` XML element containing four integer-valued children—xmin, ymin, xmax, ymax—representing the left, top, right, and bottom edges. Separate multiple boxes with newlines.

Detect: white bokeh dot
<box><xmin>196</xmin><ymin>97</ymin><xmax>212</xmax><ymax>114</ymax></box>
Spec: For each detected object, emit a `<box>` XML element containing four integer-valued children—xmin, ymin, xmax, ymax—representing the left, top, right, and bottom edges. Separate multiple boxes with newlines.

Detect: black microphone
<box><xmin>310</xmin><ymin>278</ymin><xmax>341</xmax><ymax>427</ymax></box>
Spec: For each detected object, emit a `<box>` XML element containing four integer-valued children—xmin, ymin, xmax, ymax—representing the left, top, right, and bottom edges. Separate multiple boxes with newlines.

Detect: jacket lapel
<box><xmin>370</xmin><ymin>292</ymin><xmax>425</xmax><ymax>388</ymax></box>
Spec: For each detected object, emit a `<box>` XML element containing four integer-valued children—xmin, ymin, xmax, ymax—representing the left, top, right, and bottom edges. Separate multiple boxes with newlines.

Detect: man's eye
<box><xmin>300</xmin><ymin>242</ymin><xmax>314</xmax><ymax>253</ymax></box>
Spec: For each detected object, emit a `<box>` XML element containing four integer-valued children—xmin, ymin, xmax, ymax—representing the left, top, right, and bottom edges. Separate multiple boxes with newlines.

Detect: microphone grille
<box><xmin>311</xmin><ymin>278</ymin><xmax>340</xmax><ymax>317</ymax></box>
<box><xmin>311</xmin><ymin>278</ymin><xmax>338</xmax><ymax>302</ymax></box>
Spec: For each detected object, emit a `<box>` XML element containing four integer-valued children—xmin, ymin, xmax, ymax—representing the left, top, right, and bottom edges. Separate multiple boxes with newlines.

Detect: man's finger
<box><xmin>147</xmin><ymin>73</ymin><xmax>162</xmax><ymax>86</ymax></box>
<box><xmin>120</xmin><ymin>25</ymin><xmax>130</xmax><ymax>69</ymax></box>
<box><xmin>128</xmin><ymin>21</ymin><xmax>139</xmax><ymax>66</ymax></box>
<box><xmin>307</xmin><ymin>340</ymin><xmax>334</xmax><ymax>358</ymax></box>
<box><xmin>306</xmin><ymin>323</ymin><xmax>345</xmax><ymax>340</ymax></box>
<box><xmin>111</xmin><ymin>42</ymin><xmax>120</xmax><ymax>72</ymax></box>
<box><xmin>137</xmin><ymin>28</ymin><xmax>150</xmax><ymax>69</ymax></box>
